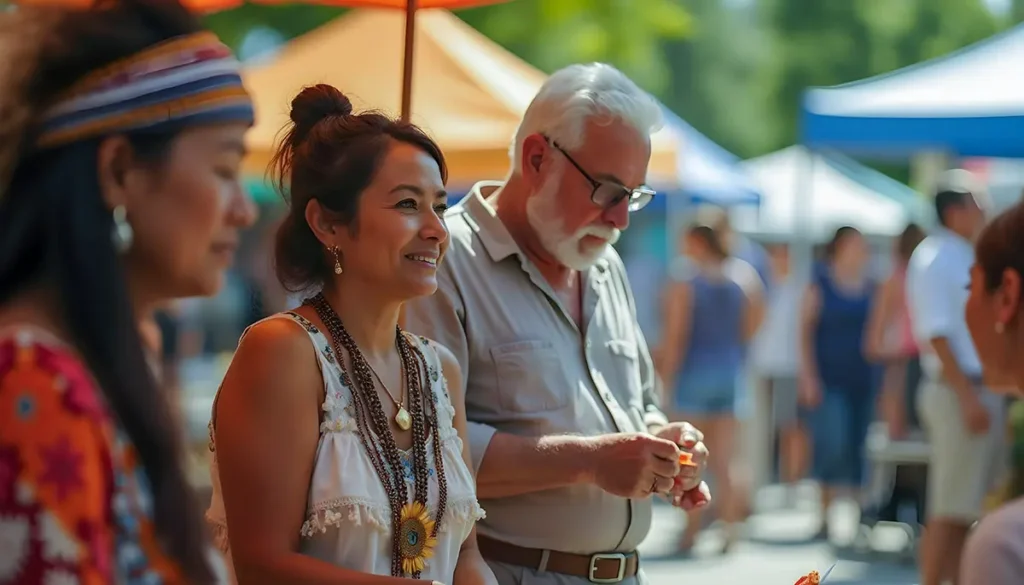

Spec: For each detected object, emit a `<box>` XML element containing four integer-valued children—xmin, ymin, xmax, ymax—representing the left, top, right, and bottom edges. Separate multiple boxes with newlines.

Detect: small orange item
<box><xmin>679</xmin><ymin>452</ymin><xmax>698</xmax><ymax>467</ymax></box>
<box><xmin>794</xmin><ymin>571</ymin><xmax>820</xmax><ymax>585</ymax></box>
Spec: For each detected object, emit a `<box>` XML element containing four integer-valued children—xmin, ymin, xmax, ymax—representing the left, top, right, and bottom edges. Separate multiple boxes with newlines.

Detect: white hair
<box><xmin>509</xmin><ymin>63</ymin><xmax>663</xmax><ymax>172</ymax></box>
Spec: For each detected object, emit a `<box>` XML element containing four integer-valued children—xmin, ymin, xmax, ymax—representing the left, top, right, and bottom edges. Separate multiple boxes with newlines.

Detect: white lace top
<box><xmin>205</xmin><ymin>312</ymin><xmax>484</xmax><ymax>584</ymax></box>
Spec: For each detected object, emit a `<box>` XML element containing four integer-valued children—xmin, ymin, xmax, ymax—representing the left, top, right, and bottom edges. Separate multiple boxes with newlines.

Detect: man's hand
<box><xmin>798</xmin><ymin>371</ymin><xmax>821</xmax><ymax>409</ymax></box>
<box><xmin>671</xmin><ymin>478</ymin><xmax>711</xmax><ymax>511</ymax></box>
<box><xmin>960</xmin><ymin>394</ymin><xmax>991</xmax><ymax>436</ymax></box>
<box><xmin>588</xmin><ymin>433</ymin><xmax>681</xmax><ymax>499</ymax></box>
<box><xmin>651</xmin><ymin>422</ymin><xmax>709</xmax><ymax>491</ymax></box>
<box><xmin>652</xmin><ymin>421</ymin><xmax>711</xmax><ymax>509</ymax></box>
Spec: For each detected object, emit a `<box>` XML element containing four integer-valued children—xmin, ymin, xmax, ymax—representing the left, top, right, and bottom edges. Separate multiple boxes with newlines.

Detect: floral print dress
<box><xmin>0</xmin><ymin>327</ymin><xmax>193</xmax><ymax>584</ymax></box>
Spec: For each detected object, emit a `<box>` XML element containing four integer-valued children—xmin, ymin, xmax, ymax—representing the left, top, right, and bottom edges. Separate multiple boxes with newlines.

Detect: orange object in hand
<box><xmin>794</xmin><ymin>571</ymin><xmax>820</xmax><ymax>585</ymax></box>
<box><xmin>678</xmin><ymin>452</ymin><xmax>698</xmax><ymax>467</ymax></box>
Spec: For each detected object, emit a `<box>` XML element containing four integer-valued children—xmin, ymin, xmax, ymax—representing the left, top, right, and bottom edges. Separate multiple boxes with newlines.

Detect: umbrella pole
<box><xmin>398</xmin><ymin>0</ymin><xmax>417</xmax><ymax>330</ymax></box>
<box><xmin>400</xmin><ymin>0</ymin><xmax>417</xmax><ymax>122</ymax></box>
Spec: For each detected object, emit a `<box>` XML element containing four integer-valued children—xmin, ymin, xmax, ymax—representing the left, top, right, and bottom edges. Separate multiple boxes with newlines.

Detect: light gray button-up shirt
<box><xmin>404</xmin><ymin>181</ymin><xmax>668</xmax><ymax>554</ymax></box>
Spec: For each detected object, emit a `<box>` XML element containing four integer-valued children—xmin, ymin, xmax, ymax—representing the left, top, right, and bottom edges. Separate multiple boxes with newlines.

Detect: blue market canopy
<box><xmin>801</xmin><ymin>24</ymin><xmax>1024</xmax><ymax>158</ymax></box>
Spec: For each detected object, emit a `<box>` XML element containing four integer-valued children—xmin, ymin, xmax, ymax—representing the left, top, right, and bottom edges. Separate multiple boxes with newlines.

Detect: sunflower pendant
<box><xmin>399</xmin><ymin>501</ymin><xmax>438</xmax><ymax>575</ymax></box>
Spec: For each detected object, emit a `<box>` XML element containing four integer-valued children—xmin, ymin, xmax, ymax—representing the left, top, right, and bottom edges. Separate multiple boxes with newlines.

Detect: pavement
<box><xmin>638</xmin><ymin>484</ymin><xmax>921</xmax><ymax>585</ymax></box>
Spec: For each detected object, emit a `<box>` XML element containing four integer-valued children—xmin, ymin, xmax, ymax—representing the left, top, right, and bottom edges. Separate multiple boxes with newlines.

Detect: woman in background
<box><xmin>798</xmin><ymin>226</ymin><xmax>877</xmax><ymax>540</ymax></box>
<box><xmin>658</xmin><ymin>224</ymin><xmax>760</xmax><ymax>553</ymax></box>
<box><xmin>0</xmin><ymin>0</ymin><xmax>256</xmax><ymax>582</ymax></box>
<box><xmin>751</xmin><ymin>243</ymin><xmax>806</xmax><ymax>501</ymax></box>
<box><xmin>960</xmin><ymin>201</ymin><xmax>1024</xmax><ymax>584</ymax></box>
<box><xmin>867</xmin><ymin>223</ymin><xmax>927</xmax><ymax>439</ymax></box>
<box><xmin>863</xmin><ymin>223</ymin><xmax>928</xmax><ymax>526</ymax></box>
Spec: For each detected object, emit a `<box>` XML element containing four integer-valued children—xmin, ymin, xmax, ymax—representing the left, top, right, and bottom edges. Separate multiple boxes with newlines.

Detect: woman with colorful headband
<box><xmin>959</xmin><ymin>200</ymin><xmax>1024</xmax><ymax>585</ymax></box>
<box><xmin>0</xmin><ymin>1</ymin><xmax>256</xmax><ymax>583</ymax></box>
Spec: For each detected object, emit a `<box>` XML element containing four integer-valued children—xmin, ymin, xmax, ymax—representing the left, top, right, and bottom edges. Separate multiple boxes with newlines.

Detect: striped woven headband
<box><xmin>36</xmin><ymin>31</ymin><xmax>254</xmax><ymax>149</ymax></box>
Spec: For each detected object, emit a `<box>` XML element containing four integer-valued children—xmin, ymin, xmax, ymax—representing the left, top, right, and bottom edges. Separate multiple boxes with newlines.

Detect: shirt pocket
<box><xmin>490</xmin><ymin>340</ymin><xmax>571</xmax><ymax>414</ymax></box>
<box><xmin>603</xmin><ymin>339</ymin><xmax>645</xmax><ymax>407</ymax></box>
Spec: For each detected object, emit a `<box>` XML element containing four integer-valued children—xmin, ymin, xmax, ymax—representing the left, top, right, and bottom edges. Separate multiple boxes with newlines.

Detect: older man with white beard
<box><xmin>404</xmin><ymin>63</ymin><xmax>710</xmax><ymax>585</ymax></box>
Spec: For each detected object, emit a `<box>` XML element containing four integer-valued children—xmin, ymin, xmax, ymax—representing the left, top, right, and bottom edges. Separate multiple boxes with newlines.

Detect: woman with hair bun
<box><xmin>960</xmin><ymin>201</ymin><xmax>1024</xmax><ymax>584</ymax></box>
<box><xmin>207</xmin><ymin>84</ymin><xmax>494</xmax><ymax>585</ymax></box>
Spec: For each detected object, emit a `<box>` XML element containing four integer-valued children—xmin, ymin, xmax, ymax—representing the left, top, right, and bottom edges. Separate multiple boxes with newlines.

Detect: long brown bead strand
<box><xmin>402</xmin><ymin>339</ymin><xmax>448</xmax><ymax>534</ymax></box>
<box><xmin>306</xmin><ymin>293</ymin><xmax>448</xmax><ymax>578</ymax></box>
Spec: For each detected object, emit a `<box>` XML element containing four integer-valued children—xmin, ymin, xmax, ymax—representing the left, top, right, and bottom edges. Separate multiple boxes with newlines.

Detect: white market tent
<box><xmin>801</xmin><ymin>23</ymin><xmax>1024</xmax><ymax>158</ymax></box>
<box><xmin>730</xmin><ymin>146</ymin><xmax>929</xmax><ymax>240</ymax></box>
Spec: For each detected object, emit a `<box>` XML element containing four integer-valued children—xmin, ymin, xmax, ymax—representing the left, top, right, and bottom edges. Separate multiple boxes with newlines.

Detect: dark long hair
<box><xmin>896</xmin><ymin>223</ymin><xmax>926</xmax><ymax>264</ymax></box>
<box><xmin>975</xmin><ymin>202</ymin><xmax>1024</xmax><ymax>293</ymax></box>
<box><xmin>686</xmin><ymin>224</ymin><xmax>728</xmax><ymax>261</ymax></box>
<box><xmin>270</xmin><ymin>83</ymin><xmax>447</xmax><ymax>292</ymax></box>
<box><xmin>0</xmin><ymin>2</ymin><xmax>215</xmax><ymax>582</ymax></box>
<box><xmin>824</xmin><ymin>225</ymin><xmax>861</xmax><ymax>260</ymax></box>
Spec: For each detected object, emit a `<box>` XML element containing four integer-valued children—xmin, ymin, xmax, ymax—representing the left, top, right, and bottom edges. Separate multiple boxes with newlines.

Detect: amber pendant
<box><xmin>395</xmin><ymin>407</ymin><xmax>412</xmax><ymax>431</ymax></box>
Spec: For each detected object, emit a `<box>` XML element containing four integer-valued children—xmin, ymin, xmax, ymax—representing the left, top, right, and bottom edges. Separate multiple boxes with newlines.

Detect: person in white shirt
<box><xmin>751</xmin><ymin>244</ymin><xmax>805</xmax><ymax>496</ymax></box>
<box><xmin>907</xmin><ymin>172</ymin><xmax>1003</xmax><ymax>585</ymax></box>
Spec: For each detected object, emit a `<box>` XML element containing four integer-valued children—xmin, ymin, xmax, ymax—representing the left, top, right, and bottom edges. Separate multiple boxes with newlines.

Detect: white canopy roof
<box><xmin>730</xmin><ymin>146</ymin><xmax>922</xmax><ymax>239</ymax></box>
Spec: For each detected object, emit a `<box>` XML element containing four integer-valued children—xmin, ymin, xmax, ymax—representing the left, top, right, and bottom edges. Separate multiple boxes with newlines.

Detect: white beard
<box><xmin>525</xmin><ymin>174</ymin><xmax>621</xmax><ymax>271</ymax></box>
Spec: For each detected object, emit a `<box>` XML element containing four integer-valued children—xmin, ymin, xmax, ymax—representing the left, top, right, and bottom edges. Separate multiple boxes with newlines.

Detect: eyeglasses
<box><xmin>546</xmin><ymin>137</ymin><xmax>656</xmax><ymax>212</ymax></box>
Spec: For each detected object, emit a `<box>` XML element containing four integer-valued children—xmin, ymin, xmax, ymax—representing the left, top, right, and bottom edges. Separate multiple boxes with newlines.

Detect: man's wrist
<box><xmin>544</xmin><ymin>434</ymin><xmax>599</xmax><ymax>485</ymax></box>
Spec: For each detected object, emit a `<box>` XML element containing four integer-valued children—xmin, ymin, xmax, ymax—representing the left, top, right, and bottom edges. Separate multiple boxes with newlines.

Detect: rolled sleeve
<box><xmin>403</xmin><ymin>266</ymin><xmax>496</xmax><ymax>473</ymax></box>
<box><xmin>465</xmin><ymin>420</ymin><xmax>497</xmax><ymax>474</ymax></box>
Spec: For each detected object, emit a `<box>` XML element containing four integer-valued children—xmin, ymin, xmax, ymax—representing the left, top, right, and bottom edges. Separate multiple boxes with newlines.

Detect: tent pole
<box><xmin>400</xmin><ymin>0</ymin><xmax>418</xmax><ymax>122</ymax></box>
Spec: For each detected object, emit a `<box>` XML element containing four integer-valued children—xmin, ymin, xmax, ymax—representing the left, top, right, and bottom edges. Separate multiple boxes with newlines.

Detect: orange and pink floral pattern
<box><xmin>0</xmin><ymin>331</ymin><xmax>185</xmax><ymax>584</ymax></box>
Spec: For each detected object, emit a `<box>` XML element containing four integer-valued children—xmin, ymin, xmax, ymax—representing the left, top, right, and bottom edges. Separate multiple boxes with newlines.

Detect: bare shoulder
<box><xmin>219</xmin><ymin>315</ymin><xmax>323</xmax><ymax>411</ymax></box>
<box><xmin>234</xmin><ymin>315</ymin><xmax>317</xmax><ymax>365</ymax></box>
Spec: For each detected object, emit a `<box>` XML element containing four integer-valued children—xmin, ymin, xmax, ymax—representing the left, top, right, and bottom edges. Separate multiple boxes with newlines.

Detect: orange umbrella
<box><xmin>16</xmin><ymin>0</ymin><xmax>510</xmax><ymax>120</ymax></box>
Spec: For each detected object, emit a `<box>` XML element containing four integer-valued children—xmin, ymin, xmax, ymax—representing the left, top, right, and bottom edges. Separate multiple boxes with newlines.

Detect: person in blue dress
<box><xmin>798</xmin><ymin>226</ymin><xmax>879</xmax><ymax>540</ymax></box>
<box><xmin>658</xmin><ymin>224</ymin><xmax>761</xmax><ymax>553</ymax></box>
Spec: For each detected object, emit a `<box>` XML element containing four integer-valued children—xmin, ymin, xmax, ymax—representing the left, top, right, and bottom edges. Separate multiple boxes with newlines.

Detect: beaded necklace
<box><xmin>306</xmin><ymin>293</ymin><xmax>448</xmax><ymax>577</ymax></box>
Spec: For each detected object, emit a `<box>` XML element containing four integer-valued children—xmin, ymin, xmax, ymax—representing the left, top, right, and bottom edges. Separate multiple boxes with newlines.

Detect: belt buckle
<box><xmin>588</xmin><ymin>552</ymin><xmax>627</xmax><ymax>583</ymax></box>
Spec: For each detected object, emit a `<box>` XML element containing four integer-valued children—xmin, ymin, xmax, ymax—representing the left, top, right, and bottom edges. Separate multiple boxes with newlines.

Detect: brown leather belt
<box><xmin>477</xmin><ymin>535</ymin><xmax>639</xmax><ymax>583</ymax></box>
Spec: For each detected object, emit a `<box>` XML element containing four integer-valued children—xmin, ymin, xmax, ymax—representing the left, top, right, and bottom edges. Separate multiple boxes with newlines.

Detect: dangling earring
<box><xmin>995</xmin><ymin>321</ymin><xmax>1006</xmax><ymax>334</ymax></box>
<box><xmin>111</xmin><ymin>205</ymin><xmax>133</xmax><ymax>254</ymax></box>
<box><xmin>331</xmin><ymin>246</ymin><xmax>343</xmax><ymax>275</ymax></box>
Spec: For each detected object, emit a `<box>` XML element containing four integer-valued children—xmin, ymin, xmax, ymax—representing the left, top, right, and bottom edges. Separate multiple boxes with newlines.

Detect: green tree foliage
<box><xmin>202</xmin><ymin>5</ymin><xmax>346</xmax><ymax>53</ymax></box>
<box><xmin>758</xmin><ymin>0</ymin><xmax>1005</xmax><ymax>151</ymax></box>
<box><xmin>457</xmin><ymin>0</ymin><xmax>692</xmax><ymax>94</ymax></box>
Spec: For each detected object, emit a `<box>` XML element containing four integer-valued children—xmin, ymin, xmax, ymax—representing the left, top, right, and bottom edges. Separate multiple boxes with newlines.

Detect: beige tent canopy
<box><xmin>242</xmin><ymin>9</ymin><xmax>683</xmax><ymax>188</ymax></box>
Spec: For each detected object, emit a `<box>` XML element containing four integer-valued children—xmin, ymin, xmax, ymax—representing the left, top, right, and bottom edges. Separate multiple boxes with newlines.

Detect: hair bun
<box><xmin>289</xmin><ymin>84</ymin><xmax>353</xmax><ymax>131</ymax></box>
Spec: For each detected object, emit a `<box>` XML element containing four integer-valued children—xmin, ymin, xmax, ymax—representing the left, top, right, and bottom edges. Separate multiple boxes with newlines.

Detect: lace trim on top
<box><xmin>206</xmin><ymin>311</ymin><xmax>480</xmax><ymax>548</ymax></box>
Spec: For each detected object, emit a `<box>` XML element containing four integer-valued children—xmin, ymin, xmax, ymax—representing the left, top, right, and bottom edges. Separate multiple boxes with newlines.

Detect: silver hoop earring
<box><xmin>331</xmin><ymin>246</ymin><xmax>343</xmax><ymax>275</ymax></box>
<box><xmin>111</xmin><ymin>205</ymin><xmax>133</xmax><ymax>254</ymax></box>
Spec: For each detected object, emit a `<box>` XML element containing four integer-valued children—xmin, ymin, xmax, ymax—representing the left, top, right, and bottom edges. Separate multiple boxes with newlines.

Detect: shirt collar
<box><xmin>460</xmin><ymin>181</ymin><xmax>520</xmax><ymax>263</ymax></box>
<box><xmin>459</xmin><ymin>180</ymin><xmax>611</xmax><ymax>274</ymax></box>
